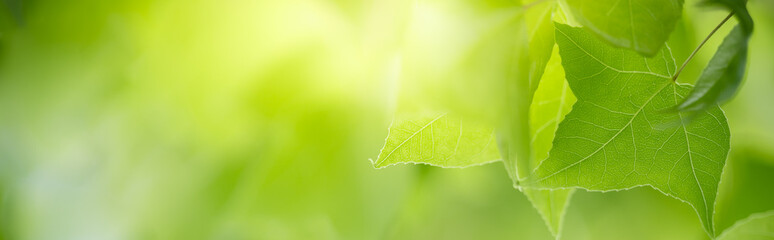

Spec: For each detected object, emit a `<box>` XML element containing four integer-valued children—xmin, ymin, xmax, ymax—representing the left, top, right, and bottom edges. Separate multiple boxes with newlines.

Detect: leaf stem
<box><xmin>672</xmin><ymin>12</ymin><xmax>735</xmax><ymax>82</ymax></box>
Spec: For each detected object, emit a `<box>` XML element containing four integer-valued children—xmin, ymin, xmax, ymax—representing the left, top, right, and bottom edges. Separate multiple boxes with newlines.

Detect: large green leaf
<box><xmin>373</xmin><ymin>113</ymin><xmax>500</xmax><ymax>168</ymax></box>
<box><xmin>563</xmin><ymin>0</ymin><xmax>684</xmax><ymax>56</ymax></box>
<box><xmin>717</xmin><ymin>211</ymin><xmax>774</xmax><ymax>240</ymax></box>
<box><xmin>531</xmin><ymin>24</ymin><xmax>730</xmax><ymax>236</ymax></box>
<box><xmin>676</xmin><ymin>0</ymin><xmax>754</xmax><ymax>112</ymax></box>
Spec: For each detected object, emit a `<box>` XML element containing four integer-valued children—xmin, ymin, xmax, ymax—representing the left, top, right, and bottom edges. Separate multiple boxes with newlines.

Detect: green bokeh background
<box><xmin>0</xmin><ymin>0</ymin><xmax>773</xmax><ymax>239</ymax></box>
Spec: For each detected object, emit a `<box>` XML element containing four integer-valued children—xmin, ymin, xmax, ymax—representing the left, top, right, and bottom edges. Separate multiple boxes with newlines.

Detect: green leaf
<box><xmin>373</xmin><ymin>112</ymin><xmax>500</xmax><ymax>168</ymax></box>
<box><xmin>531</xmin><ymin>24</ymin><xmax>730</xmax><ymax>236</ymax></box>
<box><xmin>563</xmin><ymin>0</ymin><xmax>684</xmax><ymax>56</ymax></box>
<box><xmin>529</xmin><ymin>48</ymin><xmax>577</xmax><ymax>172</ymax></box>
<box><xmin>677</xmin><ymin>0</ymin><xmax>754</xmax><ymax>112</ymax></box>
<box><xmin>717</xmin><ymin>211</ymin><xmax>774</xmax><ymax>240</ymax></box>
<box><xmin>524</xmin><ymin>46</ymin><xmax>578</xmax><ymax>237</ymax></box>
<box><xmin>523</xmin><ymin>188</ymin><xmax>575</xmax><ymax>237</ymax></box>
<box><xmin>677</xmin><ymin>25</ymin><xmax>749</xmax><ymax>111</ymax></box>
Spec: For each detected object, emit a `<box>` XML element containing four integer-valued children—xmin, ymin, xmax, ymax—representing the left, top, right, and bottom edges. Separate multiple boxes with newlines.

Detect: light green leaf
<box><xmin>677</xmin><ymin>25</ymin><xmax>749</xmax><ymax>112</ymax></box>
<box><xmin>373</xmin><ymin>113</ymin><xmax>500</xmax><ymax>168</ymax></box>
<box><xmin>532</xmin><ymin>24</ymin><xmax>730</xmax><ymax>236</ymax></box>
<box><xmin>717</xmin><ymin>211</ymin><xmax>774</xmax><ymax>240</ymax></box>
<box><xmin>523</xmin><ymin>188</ymin><xmax>575</xmax><ymax>237</ymax></box>
<box><xmin>529</xmin><ymin>48</ymin><xmax>576</xmax><ymax>169</ymax></box>
<box><xmin>563</xmin><ymin>0</ymin><xmax>684</xmax><ymax>56</ymax></box>
<box><xmin>524</xmin><ymin>46</ymin><xmax>578</xmax><ymax>237</ymax></box>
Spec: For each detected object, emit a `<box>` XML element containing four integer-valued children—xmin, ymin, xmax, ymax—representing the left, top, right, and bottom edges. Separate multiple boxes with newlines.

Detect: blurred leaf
<box><xmin>496</xmin><ymin>7</ymin><xmax>544</xmax><ymax>184</ymax></box>
<box><xmin>525</xmin><ymin>1</ymin><xmax>557</xmax><ymax>93</ymax></box>
<box><xmin>563</xmin><ymin>0</ymin><xmax>683</xmax><ymax>56</ymax></box>
<box><xmin>717</xmin><ymin>210</ymin><xmax>774</xmax><ymax>240</ymax></box>
<box><xmin>715</xmin><ymin>147</ymin><xmax>774</xmax><ymax>233</ymax></box>
<box><xmin>397</xmin><ymin>3</ymin><xmax>525</xmax><ymax>122</ymax></box>
<box><xmin>1</xmin><ymin>0</ymin><xmax>24</xmax><ymax>26</ymax></box>
<box><xmin>562</xmin><ymin>187</ymin><xmax>706</xmax><ymax>240</ymax></box>
<box><xmin>374</xmin><ymin>113</ymin><xmax>500</xmax><ymax>168</ymax></box>
<box><xmin>497</xmin><ymin>1</ymin><xmax>552</xmax><ymax>182</ymax></box>
<box><xmin>532</xmin><ymin>24</ymin><xmax>730</xmax><ymax>237</ymax></box>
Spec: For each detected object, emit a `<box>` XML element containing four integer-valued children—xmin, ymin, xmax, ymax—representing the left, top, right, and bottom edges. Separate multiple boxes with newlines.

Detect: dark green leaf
<box><xmin>677</xmin><ymin>25</ymin><xmax>749</xmax><ymax>111</ymax></box>
<box><xmin>677</xmin><ymin>0</ymin><xmax>754</xmax><ymax>111</ymax></box>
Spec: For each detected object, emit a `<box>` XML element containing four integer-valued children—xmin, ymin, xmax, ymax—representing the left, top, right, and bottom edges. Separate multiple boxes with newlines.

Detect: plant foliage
<box><xmin>372</xmin><ymin>0</ymin><xmax>766</xmax><ymax>238</ymax></box>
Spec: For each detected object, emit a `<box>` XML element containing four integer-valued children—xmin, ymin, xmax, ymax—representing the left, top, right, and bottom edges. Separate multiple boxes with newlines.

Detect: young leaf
<box><xmin>563</xmin><ymin>0</ymin><xmax>684</xmax><ymax>57</ymax></box>
<box><xmin>677</xmin><ymin>25</ymin><xmax>749</xmax><ymax>111</ymax></box>
<box><xmin>373</xmin><ymin>113</ymin><xmax>500</xmax><ymax>168</ymax></box>
<box><xmin>717</xmin><ymin>211</ymin><xmax>774</xmax><ymax>240</ymax></box>
<box><xmin>524</xmin><ymin>47</ymin><xmax>578</xmax><ymax>237</ymax></box>
<box><xmin>529</xmin><ymin>48</ymin><xmax>576</xmax><ymax>175</ymax></box>
<box><xmin>532</xmin><ymin>24</ymin><xmax>730</xmax><ymax>236</ymax></box>
<box><xmin>676</xmin><ymin>0</ymin><xmax>754</xmax><ymax>112</ymax></box>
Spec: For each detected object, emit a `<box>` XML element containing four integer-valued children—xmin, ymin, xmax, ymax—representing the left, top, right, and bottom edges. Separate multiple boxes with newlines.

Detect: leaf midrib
<box><xmin>672</xmin><ymin>84</ymin><xmax>712</xmax><ymax>234</ymax></box>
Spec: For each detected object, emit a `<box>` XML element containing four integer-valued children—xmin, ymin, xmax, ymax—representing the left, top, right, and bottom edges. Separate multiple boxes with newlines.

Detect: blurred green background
<box><xmin>0</xmin><ymin>0</ymin><xmax>773</xmax><ymax>239</ymax></box>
